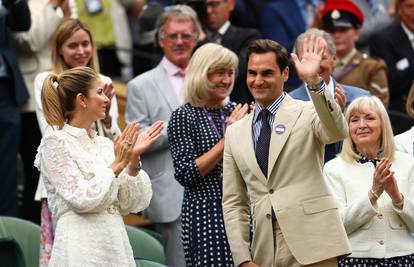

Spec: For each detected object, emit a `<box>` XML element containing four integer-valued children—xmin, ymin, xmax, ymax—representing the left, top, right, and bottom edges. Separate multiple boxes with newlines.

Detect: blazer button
<box><xmin>377</xmin><ymin>213</ymin><xmax>383</xmax><ymax>219</ymax></box>
<box><xmin>269</xmin><ymin>189</ymin><xmax>274</xmax><ymax>194</ymax></box>
<box><xmin>378</xmin><ymin>240</ymin><xmax>384</xmax><ymax>245</ymax></box>
<box><xmin>266</xmin><ymin>214</ymin><xmax>272</xmax><ymax>219</ymax></box>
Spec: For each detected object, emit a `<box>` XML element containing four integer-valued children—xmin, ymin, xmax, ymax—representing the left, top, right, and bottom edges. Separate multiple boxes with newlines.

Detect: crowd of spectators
<box><xmin>1</xmin><ymin>0</ymin><xmax>414</xmax><ymax>266</ymax></box>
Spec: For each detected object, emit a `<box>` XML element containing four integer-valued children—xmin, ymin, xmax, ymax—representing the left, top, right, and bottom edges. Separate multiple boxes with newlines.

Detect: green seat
<box><xmin>0</xmin><ymin>237</ymin><xmax>26</xmax><ymax>267</ymax></box>
<box><xmin>0</xmin><ymin>217</ymin><xmax>40</xmax><ymax>267</ymax></box>
<box><xmin>135</xmin><ymin>259</ymin><xmax>167</xmax><ymax>267</ymax></box>
<box><xmin>137</xmin><ymin>227</ymin><xmax>162</xmax><ymax>243</ymax></box>
<box><xmin>125</xmin><ymin>225</ymin><xmax>165</xmax><ymax>264</ymax></box>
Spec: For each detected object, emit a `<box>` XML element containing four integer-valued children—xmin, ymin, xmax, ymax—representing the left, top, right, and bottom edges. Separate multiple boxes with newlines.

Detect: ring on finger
<box><xmin>125</xmin><ymin>140</ymin><xmax>133</xmax><ymax>146</ymax></box>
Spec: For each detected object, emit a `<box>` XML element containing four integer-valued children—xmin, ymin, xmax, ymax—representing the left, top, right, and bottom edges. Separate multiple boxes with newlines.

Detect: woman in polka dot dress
<box><xmin>168</xmin><ymin>43</ymin><xmax>248</xmax><ymax>267</ymax></box>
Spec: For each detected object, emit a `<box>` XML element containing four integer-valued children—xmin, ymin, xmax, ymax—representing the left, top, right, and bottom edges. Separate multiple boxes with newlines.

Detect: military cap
<box><xmin>321</xmin><ymin>0</ymin><xmax>364</xmax><ymax>29</ymax></box>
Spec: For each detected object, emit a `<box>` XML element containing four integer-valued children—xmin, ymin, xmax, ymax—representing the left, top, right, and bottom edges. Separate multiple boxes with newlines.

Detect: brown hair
<box><xmin>247</xmin><ymin>39</ymin><xmax>291</xmax><ymax>73</ymax></box>
<box><xmin>41</xmin><ymin>66</ymin><xmax>99</xmax><ymax>129</ymax></box>
<box><xmin>51</xmin><ymin>18</ymin><xmax>99</xmax><ymax>73</ymax></box>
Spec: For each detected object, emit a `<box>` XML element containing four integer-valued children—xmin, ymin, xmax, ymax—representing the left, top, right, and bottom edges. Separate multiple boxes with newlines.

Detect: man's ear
<box><xmin>282</xmin><ymin>66</ymin><xmax>289</xmax><ymax>82</ymax></box>
<box><xmin>332</xmin><ymin>54</ymin><xmax>337</xmax><ymax>66</ymax></box>
<box><xmin>157</xmin><ymin>31</ymin><xmax>164</xmax><ymax>49</ymax></box>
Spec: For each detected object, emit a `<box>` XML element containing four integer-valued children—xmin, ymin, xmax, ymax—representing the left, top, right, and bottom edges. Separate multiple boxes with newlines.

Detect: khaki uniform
<box><xmin>334</xmin><ymin>50</ymin><xmax>390</xmax><ymax>107</ymax></box>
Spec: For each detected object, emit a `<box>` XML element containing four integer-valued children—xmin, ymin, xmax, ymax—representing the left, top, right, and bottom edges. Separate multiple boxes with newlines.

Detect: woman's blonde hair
<box><xmin>51</xmin><ymin>18</ymin><xmax>99</xmax><ymax>73</ymax></box>
<box><xmin>41</xmin><ymin>66</ymin><xmax>99</xmax><ymax>129</ymax></box>
<box><xmin>340</xmin><ymin>96</ymin><xmax>395</xmax><ymax>162</ymax></box>
<box><xmin>183</xmin><ymin>43</ymin><xmax>238</xmax><ymax>107</ymax></box>
<box><xmin>406</xmin><ymin>82</ymin><xmax>414</xmax><ymax>118</ymax></box>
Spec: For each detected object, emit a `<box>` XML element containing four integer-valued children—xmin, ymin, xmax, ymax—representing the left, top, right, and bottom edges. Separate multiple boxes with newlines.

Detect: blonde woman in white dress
<box><xmin>35</xmin><ymin>66</ymin><xmax>163</xmax><ymax>266</ymax></box>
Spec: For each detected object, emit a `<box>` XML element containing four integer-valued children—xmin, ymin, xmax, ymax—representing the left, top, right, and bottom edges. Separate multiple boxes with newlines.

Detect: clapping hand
<box><xmin>131</xmin><ymin>120</ymin><xmax>164</xmax><ymax>159</ymax></box>
<box><xmin>102</xmin><ymin>83</ymin><xmax>115</xmax><ymax>128</ymax></box>
<box><xmin>49</xmin><ymin>0</ymin><xmax>71</xmax><ymax>17</ymax></box>
<box><xmin>227</xmin><ymin>104</ymin><xmax>249</xmax><ymax>127</ymax></box>
<box><xmin>111</xmin><ymin>123</ymin><xmax>139</xmax><ymax>176</ymax></box>
<box><xmin>371</xmin><ymin>159</ymin><xmax>403</xmax><ymax>207</ymax></box>
<box><xmin>335</xmin><ymin>83</ymin><xmax>346</xmax><ymax>111</ymax></box>
<box><xmin>291</xmin><ymin>35</ymin><xmax>325</xmax><ymax>85</ymax></box>
<box><xmin>371</xmin><ymin>159</ymin><xmax>393</xmax><ymax>199</ymax></box>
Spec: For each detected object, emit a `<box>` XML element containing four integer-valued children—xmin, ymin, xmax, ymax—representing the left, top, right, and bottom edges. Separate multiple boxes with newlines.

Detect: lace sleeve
<box><xmin>116</xmin><ymin>169</ymin><xmax>152</xmax><ymax>215</ymax></box>
<box><xmin>40</xmin><ymin>135</ymin><xmax>117</xmax><ymax>213</ymax></box>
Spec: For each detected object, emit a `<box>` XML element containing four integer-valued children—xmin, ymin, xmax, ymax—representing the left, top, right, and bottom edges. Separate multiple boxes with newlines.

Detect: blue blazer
<box><xmin>260</xmin><ymin>0</ymin><xmax>306</xmax><ymax>54</ymax></box>
<box><xmin>289</xmin><ymin>79</ymin><xmax>371</xmax><ymax>105</ymax></box>
<box><xmin>289</xmin><ymin>79</ymin><xmax>370</xmax><ymax>162</ymax></box>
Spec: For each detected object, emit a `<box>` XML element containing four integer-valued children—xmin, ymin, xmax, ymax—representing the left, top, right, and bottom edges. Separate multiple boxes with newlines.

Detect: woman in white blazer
<box><xmin>324</xmin><ymin>96</ymin><xmax>414</xmax><ymax>266</ymax></box>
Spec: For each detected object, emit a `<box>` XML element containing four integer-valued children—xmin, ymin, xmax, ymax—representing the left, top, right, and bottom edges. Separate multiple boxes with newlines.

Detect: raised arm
<box><xmin>292</xmin><ymin>35</ymin><xmax>348</xmax><ymax>143</ymax></box>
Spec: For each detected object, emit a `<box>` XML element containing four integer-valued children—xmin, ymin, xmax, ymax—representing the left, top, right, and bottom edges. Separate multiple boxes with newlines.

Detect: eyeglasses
<box><xmin>162</xmin><ymin>32</ymin><xmax>196</xmax><ymax>42</ymax></box>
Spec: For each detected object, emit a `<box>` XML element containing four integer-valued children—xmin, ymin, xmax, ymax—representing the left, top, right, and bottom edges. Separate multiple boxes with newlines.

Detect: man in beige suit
<box><xmin>222</xmin><ymin>37</ymin><xmax>352</xmax><ymax>267</ymax></box>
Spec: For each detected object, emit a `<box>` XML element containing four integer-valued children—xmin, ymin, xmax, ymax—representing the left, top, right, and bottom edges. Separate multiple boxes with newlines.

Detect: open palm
<box><xmin>291</xmin><ymin>35</ymin><xmax>325</xmax><ymax>84</ymax></box>
<box><xmin>132</xmin><ymin>120</ymin><xmax>164</xmax><ymax>157</ymax></box>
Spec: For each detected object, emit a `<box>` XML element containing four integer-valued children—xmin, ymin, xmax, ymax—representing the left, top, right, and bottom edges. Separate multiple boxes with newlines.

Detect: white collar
<box><xmin>218</xmin><ymin>21</ymin><xmax>231</xmax><ymax>35</ymax></box>
<box><xmin>401</xmin><ymin>22</ymin><xmax>414</xmax><ymax>42</ymax></box>
<box><xmin>63</xmin><ymin>124</ymin><xmax>96</xmax><ymax>139</ymax></box>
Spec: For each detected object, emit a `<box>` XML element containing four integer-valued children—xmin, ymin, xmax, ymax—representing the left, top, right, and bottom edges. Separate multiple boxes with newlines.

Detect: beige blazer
<box><xmin>223</xmin><ymin>91</ymin><xmax>352</xmax><ymax>267</ymax></box>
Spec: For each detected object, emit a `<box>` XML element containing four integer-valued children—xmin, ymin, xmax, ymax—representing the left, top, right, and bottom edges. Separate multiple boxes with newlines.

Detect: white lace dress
<box><xmin>34</xmin><ymin>124</ymin><xmax>152</xmax><ymax>267</ymax></box>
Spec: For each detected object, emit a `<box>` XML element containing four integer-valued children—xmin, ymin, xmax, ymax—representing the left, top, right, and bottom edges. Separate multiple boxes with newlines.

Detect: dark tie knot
<box><xmin>259</xmin><ymin>109</ymin><xmax>271</xmax><ymax>122</ymax></box>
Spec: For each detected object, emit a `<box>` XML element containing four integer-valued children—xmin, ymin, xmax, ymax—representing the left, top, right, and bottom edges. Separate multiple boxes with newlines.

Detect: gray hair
<box><xmin>157</xmin><ymin>5</ymin><xmax>202</xmax><ymax>41</ymax></box>
<box><xmin>294</xmin><ymin>28</ymin><xmax>336</xmax><ymax>57</ymax></box>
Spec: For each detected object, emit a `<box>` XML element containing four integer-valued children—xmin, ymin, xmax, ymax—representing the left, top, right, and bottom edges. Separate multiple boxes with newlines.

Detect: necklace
<box><xmin>203</xmin><ymin>108</ymin><xmax>227</xmax><ymax>178</ymax></box>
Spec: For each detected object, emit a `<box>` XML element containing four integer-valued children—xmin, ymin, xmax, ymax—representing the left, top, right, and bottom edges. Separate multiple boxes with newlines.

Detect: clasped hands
<box><xmin>111</xmin><ymin>121</ymin><xmax>164</xmax><ymax>176</ymax></box>
<box><xmin>370</xmin><ymin>159</ymin><xmax>404</xmax><ymax>208</ymax></box>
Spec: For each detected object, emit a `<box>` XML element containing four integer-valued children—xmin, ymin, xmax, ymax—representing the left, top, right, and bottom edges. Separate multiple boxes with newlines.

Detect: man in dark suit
<box><xmin>290</xmin><ymin>28</ymin><xmax>370</xmax><ymax>162</ymax></box>
<box><xmin>205</xmin><ymin>0</ymin><xmax>261</xmax><ymax>104</ymax></box>
<box><xmin>370</xmin><ymin>0</ymin><xmax>414</xmax><ymax>114</ymax></box>
<box><xmin>0</xmin><ymin>0</ymin><xmax>31</xmax><ymax>216</ymax></box>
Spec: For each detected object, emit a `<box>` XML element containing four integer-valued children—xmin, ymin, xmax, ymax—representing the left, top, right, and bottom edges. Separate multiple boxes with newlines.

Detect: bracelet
<box><xmin>128</xmin><ymin>161</ymin><xmax>142</xmax><ymax>173</ymax></box>
<box><xmin>392</xmin><ymin>194</ymin><xmax>404</xmax><ymax>209</ymax></box>
<box><xmin>370</xmin><ymin>189</ymin><xmax>379</xmax><ymax>199</ymax></box>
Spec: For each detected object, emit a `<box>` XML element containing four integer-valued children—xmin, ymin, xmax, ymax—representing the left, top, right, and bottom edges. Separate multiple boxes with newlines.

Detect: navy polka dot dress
<box><xmin>168</xmin><ymin>102</ymin><xmax>235</xmax><ymax>267</ymax></box>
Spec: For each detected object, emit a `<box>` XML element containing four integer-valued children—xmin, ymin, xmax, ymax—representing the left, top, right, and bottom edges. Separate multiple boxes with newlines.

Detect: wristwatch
<box><xmin>307</xmin><ymin>78</ymin><xmax>324</xmax><ymax>93</ymax></box>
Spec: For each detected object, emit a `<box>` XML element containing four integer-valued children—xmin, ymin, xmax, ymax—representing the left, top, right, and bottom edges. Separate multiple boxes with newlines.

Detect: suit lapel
<box><xmin>240</xmin><ymin>113</ymin><xmax>268</xmax><ymax>183</ymax></box>
<box><xmin>153</xmin><ymin>64</ymin><xmax>180</xmax><ymax>110</ymax></box>
<box><xmin>268</xmin><ymin>96</ymin><xmax>301</xmax><ymax>177</ymax></box>
<box><xmin>220</xmin><ymin>25</ymin><xmax>234</xmax><ymax>49</ymax></box>
<box><xmin>396</xmin><ymin>24</ymin><xmax>414</xmax><ymax>59</ymax></box>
